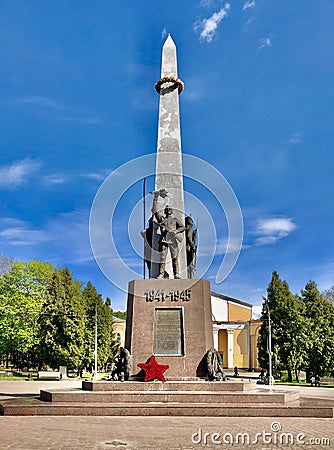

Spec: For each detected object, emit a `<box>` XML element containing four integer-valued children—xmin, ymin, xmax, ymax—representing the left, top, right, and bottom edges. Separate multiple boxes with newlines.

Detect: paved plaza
<box><xmin>0</xmin><ymin>379</ymin><xmax>333</xmax><ymax>449</ymax></box>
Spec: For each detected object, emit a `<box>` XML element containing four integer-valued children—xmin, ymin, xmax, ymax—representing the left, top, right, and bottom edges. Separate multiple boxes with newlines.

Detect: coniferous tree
<box><xmin>81</xmin><ymin>282</ymin><xmax>96</xmax><ymax>373</ymax></box>
<box><xmin>113</xmin><ymin>310</ymin><xmax>127</xmax><ymax>320</ymax></box>
<box><xmin>323</xmin><ymin>286</ymin><xmax>334</xmax><ymax>304</ymax></box>
<box><xmin>37</xmin><ymin>268</ymin><xmax>85</xmax><ymax>372</ymax></box>
<box><xmin>106</xmin><ymin>297</ymin><xmax>121</xmax><ymax>362</ymax></box>
<box><xmin>99</xmin><ymin>296</ymin><xmax>118</xmax><ymax>371</ymax></box>
<box><xmin>258</xmin><ymin>271</ymin><xmax>308</xmax><ymax>382</ymax></box>
<box><xmin>301</xmin><ymin>281</ymin><xmax>334</xmax><ymax>377</ymax></box>
<box><xmin>82</xmin><ymin>283</ymin><xmax>119</xmax><ymax>373</ymax></box>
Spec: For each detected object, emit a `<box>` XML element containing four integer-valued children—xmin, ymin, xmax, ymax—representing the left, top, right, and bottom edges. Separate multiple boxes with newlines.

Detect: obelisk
<box><xmin>125</xmin><ymin>37</ymin><xmax>214</xmax><ymax>379</ymax></box>
<box><xmin>150</xmin><ymin>34</ymin><xmax>187</xmax><ymax>279</ymax></box>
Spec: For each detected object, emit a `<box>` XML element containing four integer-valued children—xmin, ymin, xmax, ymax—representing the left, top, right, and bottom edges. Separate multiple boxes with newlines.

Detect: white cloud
<box><xmin>59</xmin><ymin>116</ymin><xmax>102</xmax><ymax>125</ymax></box>
<box><xmin>289</xmin><ymin>132</ymin><xmax>303</xmax><ymax>144</ymax></box>
<box><xmin>242</xmin><ymin>16</ymin><xmax>255</xmax><ymax>31</ymax></box>
<box><xmin>0</xmin><ymin>158</ymin><xmax>41</xmax><ymax>189</ymax></box>
<box><xmin>0</xmin><ymin>219</ymin><xmax>51</xmax><ymax>246</ymax></box>
<box><xmin>252</xmin><ymin>217</ymin><xmax>297</xmax><ymax>245</ymax></box>
<box><xmin>194</xmin><ymin>3</ymin><xmax>231</xmax><ymax>43</ymax></box>
<box><xmin>11</xmin><ymin>96</ymin><xmax>65</xmax><ymax>110</ymax></box>
<box><xmin>42</xmin><ymin>174</ymin><xmax>68</xmax><ymax>185</ymax></box>
<box><xmin>41</xmin><ymin>170</ymin><xmax>111</xmax><ymax>185</ymax></box>
<box><xmin>252</xmin><ymin>305</ymin><xmax>262</xmax><ymax>319</ymax></box>
<box><xmin>46</xmin><ymin>209</ymin><xmax>93</xmax><ymax>265</ymax></box>
<box><xmin>10</xmin><ymin>96</ymin><xmax>102</xmax><ymax>125</ymax></box>
<box><xmin>0</xmin><ymin>210</ymin><xmax>91</xmax><ymax>262</ymax></box>
<box><xmin>243</xmin><ymin>1</ymin><xmax>256</xmax><ymax>11</ymax></box>
<box><xmin>215</xmin><ymin>237</ymin><xmax>243</xmax><ymax>255</ymax></box>
<box><xmin>258</xmin><ymin>37</ymin><xmax>272</xmax><ymax>49</ymax></box>
<box><xmin>200</xmin><ymin>0</ymin><xmax>216</xmax><ymax>7</ymax></box>
<box><xmin>81</xmin><ymin>170</ymin><xmax>111</xmax><ymax>181</ymax></box>
<box><xmin>161</xmin><ymin>28</ymin><xmax>167</xmax><ymax>39</ymax></box>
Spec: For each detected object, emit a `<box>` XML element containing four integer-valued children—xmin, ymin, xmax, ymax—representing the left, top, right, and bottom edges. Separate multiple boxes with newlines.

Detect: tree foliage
<box><xmin>37</xmin><ymin>269</ymin><xmax>86</xmax><ymax>371</ymax></box>
<box><xmin>258</xmin><ymin>271</ymin><xmax>308</xmax><ymax>381</ymax></box>
<box><xmin>258</xmin><ymin>271</ymin><xmax>334</xmax><ymax>380</ymax></box>
<box><xmin>82</xmin><ymin>282</ymin><xmax>119</xmax><ymax>373</ymax></box>
<box><xmin>0</xmin><ymin>255</ymin><xmax>14</xmax><ymax>275</ymax></box>
<box><xmin>301</xmin><ymin>281</ymin><xmax>334</xmax><ymax>377</ymax></box>
<box><xmin>113</xmin><ymin>310</ymin><xmax>127</xmax><ymax>320</ymax></box>
<box><xmin>0</xmin><ymin>260</ymin><xmax>55</xmax><ymax>367</ymax></box>
<box><xmin>0</xmin><ymin>259</ymin><xmax>119</xmax><ymax>373</ymax></box>
<box><xmin>323</xmin><ymin>285</ymin><xmax>334</xmax><ymax>304</ymax></box>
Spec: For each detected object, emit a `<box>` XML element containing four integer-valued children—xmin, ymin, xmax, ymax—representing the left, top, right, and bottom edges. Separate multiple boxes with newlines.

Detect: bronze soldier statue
<box><xmin>185</xmin><ymin>215</ymin><xmax>197</xmax><ymax>278</ymax></box>
<box><xmin>151</xmin><ymin>190</ymin><xmax>185</xmax><ymax>279</ymax></box>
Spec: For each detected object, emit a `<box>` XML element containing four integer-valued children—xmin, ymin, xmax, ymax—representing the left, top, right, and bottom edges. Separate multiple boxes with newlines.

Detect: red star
<box><xmin>137</xmin><ymin>355</ymin><xmax>169</xmax><ymax>382</ymax></box>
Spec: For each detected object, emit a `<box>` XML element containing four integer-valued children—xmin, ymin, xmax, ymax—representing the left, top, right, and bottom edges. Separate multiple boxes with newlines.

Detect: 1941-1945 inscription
<box><xmin>144</xmin><ymin>288</ymin><xmax>191</xmax><ymax>302</ymax></box>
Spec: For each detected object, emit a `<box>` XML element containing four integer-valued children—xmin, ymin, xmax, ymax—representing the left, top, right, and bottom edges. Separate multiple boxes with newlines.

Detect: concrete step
<box><xmin>0</xmin><ymin>398</ymin><xmax>332</xmax><ymax>417</ymax></box>
<box><xmin>40</xmin><ymin>389</ymin><xmax>300</xmax><ymax>405</ymax></box>
<box><xmin>82</xmin><ymin>380</ymin><xmax>255</xmax><ymax>392</ymax></box>
<box><xmin>301</xmin><ymin>397</ymin><xmax>334</xmax><ymax>407</ymax></box>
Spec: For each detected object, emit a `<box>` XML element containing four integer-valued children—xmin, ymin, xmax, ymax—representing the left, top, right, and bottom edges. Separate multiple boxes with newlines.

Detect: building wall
<box><xmin>211</xmin><ymin>295</ymin><xmax>228</xmax><ymax>321</ymax></box>
<box><xmin>233</xmin><ymin>328</ymin><xmax>248</xmax><ymax>368</ymax></box>
<box><xmin>113</xmin><ymin>320</ymin><xmax>126</xmax><ymax>347</ymax></box>
<box><xmin>212</xmin><ymin>298</ymin><xmax>262</xmax><ymax>369</ymax></box>
<box><xmin>228</xmin><ymin>302</ymin><xmax>252</xmax><ymax>322</ymax></box>
<box><xmin>249</xmin><ymin>319</ymin><xmax>262</xmax><ymax>370</ymax></box>
<box><xmin>218</xmin><ymin>329</ymin><xmax>228</xmax><ymax>367</ymax></box>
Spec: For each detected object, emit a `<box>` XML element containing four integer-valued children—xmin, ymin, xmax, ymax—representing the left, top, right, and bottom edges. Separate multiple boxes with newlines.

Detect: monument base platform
<box><xmin>1</xmin><ymin>380</ymin><xmax>333</xmax><ymax>417</ymax></box>
<box><xmin>125</xmin><ymin>278</ymin><xmax>214</xmax><ymax>379</ymax></box>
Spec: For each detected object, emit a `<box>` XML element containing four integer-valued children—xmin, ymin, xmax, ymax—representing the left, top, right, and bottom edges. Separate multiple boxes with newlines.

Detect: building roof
<box><xmin>112</xmin><ymin>316</ymin><xmax>126</xmax><ymax>323</ymax></box>
<box><xmin>211</xmin><ymin>292</ymin><xmax>253</xmax><ymax>309</ymax></box>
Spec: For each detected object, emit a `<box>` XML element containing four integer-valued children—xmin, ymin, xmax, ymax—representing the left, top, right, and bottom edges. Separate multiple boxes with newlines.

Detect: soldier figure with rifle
<box><xmin>151</xmin><ymin>189</ymin><xmax>185</xmax><ymax>279</ymax></box>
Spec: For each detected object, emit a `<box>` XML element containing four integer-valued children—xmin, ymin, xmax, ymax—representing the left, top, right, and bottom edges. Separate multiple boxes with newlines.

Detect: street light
<box><xmin>92</xmin><ymin>303</ymin><xmax>98</xmax><ymax>381</ymax></box>
<box><xmin>262</xmin><ymin>295</ymin><xmax>274</xmax><ymax>385</ymax></box>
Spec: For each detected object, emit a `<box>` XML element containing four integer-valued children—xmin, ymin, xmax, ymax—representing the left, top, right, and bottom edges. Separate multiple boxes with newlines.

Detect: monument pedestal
<box><xmin>125</xmin><ymin>279</ymin><xmax>213</xmax><ymax>379</ymax></box>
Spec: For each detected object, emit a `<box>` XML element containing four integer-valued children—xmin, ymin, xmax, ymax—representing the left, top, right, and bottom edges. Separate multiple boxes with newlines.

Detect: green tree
<box><xmin>113</xmin><ymin>310</ymin><xmax>127</xmax><ymax>321</ymax></box>
<box><xmin>37</xmin><ymin>268</ymin><xmax>85</xmax><ymax>372</ymax></box>
<box><xmin>0</xmin><ymin>260</ymin><xmax>55</xmax><ymax>368</ymax></box>
<box><xmin>258</xmin><ymin>271</ymin><xmax>308</xmax><ymax>382</ymax></box>
<box><xmin>107</xmin><ymin>297</ymin><xmax>121</xmax><ymax>361</ymax></box>
<box><xmin>0</xmin><ymin>255</ymin><xmax>14</xmax><ymax>275</ymax></box>
<box><xmin>323</xmin><ymin>285</ymin><xmax>334</xmax><ymax>304</ymax></box>
<box><xmin>301</xmin><ymin>281</ymin><xmax>334</xmax><ymax>377</ymax></box>
<box><xmin>82</xmin><ymin>283</ymin><xmax>119</xmax><ymax>374</ymax></box>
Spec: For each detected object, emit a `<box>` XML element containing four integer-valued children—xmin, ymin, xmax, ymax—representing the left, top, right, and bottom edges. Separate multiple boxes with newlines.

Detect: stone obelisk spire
<box><xmin>151</xmin><ymin>35</ymin><xmax>187</xmax><ymax>279</ymax></box>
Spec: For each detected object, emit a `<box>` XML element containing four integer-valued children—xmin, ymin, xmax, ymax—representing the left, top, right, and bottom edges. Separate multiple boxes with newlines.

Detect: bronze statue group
<box><xmin>142</xmin><ymin>189</ymin><xmax>197</xmax><ymax>280</ymax></box>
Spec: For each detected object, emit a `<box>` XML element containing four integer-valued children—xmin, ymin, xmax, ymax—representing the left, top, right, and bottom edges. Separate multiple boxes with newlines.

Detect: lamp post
<box><xmin>262</xmin><ymin>295</ymin><xmax>274</xmax><ymax>385</ymax></box>
<box><xmin>93</xmin><ymin>303</ymin><xmax>98</xmax><ymax>381</ymax></box>
<box><xmin>143</xmin><ymin>177</ymin><xmax>146</xmax><ymax>280</ymax></box>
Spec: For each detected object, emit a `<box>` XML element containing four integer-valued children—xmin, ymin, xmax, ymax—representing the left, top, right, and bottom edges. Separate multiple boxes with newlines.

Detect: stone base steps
<box><xmin>40</xmin><ymin>389</ymin><xmax>300</xmax><ymax>405</ymax></box>
<box><xmin>1</xmin><ymin>380</ymin><xmax>333</xmax><ymax>417</ymax></box>
<box><xmin>1</xmin><ymin>399</ymin><xmax>332</xmax><ymax>417</ymax></box>
<box><xmin>82</xmin><ymin>380</ymin><xmax>255</xmax><ymax>392</ymax></box>
<box><xmin>301</xmin><ymin>397</ymin><xmax>334</xmax><ymax>407</ymax></box>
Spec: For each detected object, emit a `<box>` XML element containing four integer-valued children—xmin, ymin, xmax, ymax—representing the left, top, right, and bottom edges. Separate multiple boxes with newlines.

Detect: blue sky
<box><xmin>1</xmin><ymin>0</ymin><xmax>333</xmax><ymax>311</ymax></box>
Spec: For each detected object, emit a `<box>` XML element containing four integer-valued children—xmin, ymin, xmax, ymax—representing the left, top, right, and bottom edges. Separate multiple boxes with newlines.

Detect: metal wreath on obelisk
<box><xmin>125</xmin><ymin>35</ymin><xmax>214</xmax><ymax>380</ymax></box>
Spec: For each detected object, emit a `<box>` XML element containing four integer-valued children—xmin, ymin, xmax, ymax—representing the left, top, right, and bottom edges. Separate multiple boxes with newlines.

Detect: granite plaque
<box><xmin>154</xmin><ymin>308</ymin><xmax>184</xmax><ymax>356</ymax></box>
